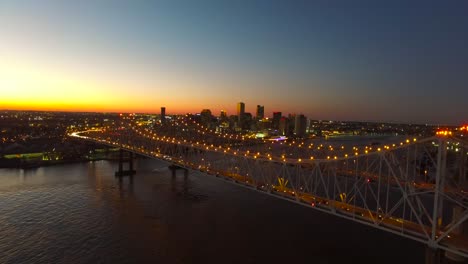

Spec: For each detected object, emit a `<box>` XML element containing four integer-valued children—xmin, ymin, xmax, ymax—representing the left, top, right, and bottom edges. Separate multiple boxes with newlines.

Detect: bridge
<box><xmin>71</xmin><ymin>114</ymin><xmax>468</xmax><ymax>263</ymax></box>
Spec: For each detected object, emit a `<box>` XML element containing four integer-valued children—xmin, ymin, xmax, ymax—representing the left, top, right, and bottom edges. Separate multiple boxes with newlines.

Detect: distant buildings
<box><xmin>219</xmin><ymin>110</ymin><xmax>229</xmax><ymax>129</ymax></box>
<box><xmin>257</xmin><ymin>117</ymin><xmax>271</xmax><ymax>130</ymax></box>
<box><xmin>145</xmin><ymin>101</ymin><xmax>441</xmax><ymax>139</ymax></box>
<box><xmin>237</xmin><ymin>102</ymin><xmax>245</xmax><ymax>125</ymax></box>
<box><xmin>220</xmin><ymin>110</ymin><xmax>227</xmax><ymax>120</ymax></box>
<box><xmin>256</xmin><ymin>105</ymin><xmax>264</xmax><ymax>120</ymax></box>
<box><xmin>294</xmin><ymin>114</ymin><xmax>307</xmax><ymax>137</ymax></box>
<box><xmin>160</xmin><ymin>107</ymin><xmax>166</xmax><ymax>124</ymax></box>
<box><xmin>279</xmin><ymin>116</ymin><xmax>288</xmax><ymax>135</ymax></box>
<box><xmin>244</xmin><ymin>112</ymin><xmax>253</xmax><ymax>130</ymax></box>
<box><xmin>200</xmin><ymin>109</ymin><xmax>212</xmax><ymax>126</ymax></box>
<box><xmin>272</xmin><ymin>112</ymin><xmax>282</xmax><ymax>130</ymax></box>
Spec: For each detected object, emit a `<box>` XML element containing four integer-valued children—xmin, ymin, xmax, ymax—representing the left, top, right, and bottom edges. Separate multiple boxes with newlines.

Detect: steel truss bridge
<box><xmin>71</xmin><ymin>116</ymin><xmax>468</xmax><ymax>261</ymax></box>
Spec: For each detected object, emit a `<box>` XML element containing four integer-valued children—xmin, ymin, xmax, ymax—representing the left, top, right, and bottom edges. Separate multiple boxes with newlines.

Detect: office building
<box><xmin>200</xmin><ymin>109</ymin><xmax>212</xmax><ymax>126</ymax></box>
<box><xmin>237</xmin><ymin>102</ymin><xmax>245</xmax><ymax>126</ymax></box>
<box><xmin>272</xmin><ymin>111</ymin><xmax>282</xmax><ymax>130</ymax></box>
<box><xmin>279</xmin><ymin>116</ymin><xmax>289</xmax><ymax>135</ymax></box>
<box><xmin>294</xmin><ymin>114</ymin><xmax>307</xmax><ymax>137</ymax></box>
<box><xmin>256</xmin><ymin>105</ymin><xmax>264</xmax><ymax>120</ymax></box>
<box><xmin>161</xmin><ymin>107</ymin><xmax>166</xmax><ymax>124</ymax></box>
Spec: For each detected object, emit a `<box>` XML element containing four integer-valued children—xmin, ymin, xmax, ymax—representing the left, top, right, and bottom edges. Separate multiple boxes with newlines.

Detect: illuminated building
<box><xmin>218</xmin><ymin>110</ymin><xmax>229</xmax><ymax>129</ymax></box>
<box><xmin>220</xmin><ymin>110</ymin><xmax>227</xmax><ymax>120</ymax></box>
<box><xmin>279</xmin><ymin>116</ymin><xmax>289</xmax><ymax>135</ymax></box>
<box><xmin>258</xmin><ymin>117</ymin><xmax>272</xmax><ymax>130</ymax></box>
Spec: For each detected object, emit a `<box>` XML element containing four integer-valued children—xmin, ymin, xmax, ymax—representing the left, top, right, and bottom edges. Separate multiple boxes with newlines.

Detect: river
<box><xmin>0</xmin><ymin>158</ymin><xmax>424</xmax><ymax>263</ymax></box>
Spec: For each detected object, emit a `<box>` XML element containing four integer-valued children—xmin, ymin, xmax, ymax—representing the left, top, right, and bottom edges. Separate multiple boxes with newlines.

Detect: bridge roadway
<box><xmin>71</xmin><ymin>129</ymin><xmax>468</xmax><ymax>261</ymax></box>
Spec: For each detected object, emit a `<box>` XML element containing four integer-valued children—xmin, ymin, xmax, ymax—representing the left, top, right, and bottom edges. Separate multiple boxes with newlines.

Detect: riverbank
<box><xmin>0</xmin><ymin>157</ymin><xmax>124</xmax><ymax>169</ymax></box>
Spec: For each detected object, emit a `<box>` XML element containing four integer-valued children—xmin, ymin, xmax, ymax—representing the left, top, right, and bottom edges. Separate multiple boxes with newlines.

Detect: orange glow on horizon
<box><xmin>0</xmin><ymin>56</ymin><xmax>246</xmax><ymax>115</ymax></box>
<box><xmin>0</xmin><ymin>99</ymin><xmax>210</xmax><ymax>114</ymax></box>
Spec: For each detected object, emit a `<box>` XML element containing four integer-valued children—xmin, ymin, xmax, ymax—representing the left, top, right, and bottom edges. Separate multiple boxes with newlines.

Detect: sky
<box><xmin>0</xmin><ymin>0</ymin><xmax>467</xmax><ymax>124</ymax></box>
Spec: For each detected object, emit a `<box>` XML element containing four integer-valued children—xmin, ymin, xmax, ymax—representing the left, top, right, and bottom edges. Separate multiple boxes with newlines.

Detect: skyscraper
<box><xmin>294</xmin><ymin>114</ymin><xmax>307</xmax><ymax>137</ymax></box>
<box><xmin>256</xmin><ymin>105</ymin><xmax>264</xmax><ymax>120</ymax></box>
<box><xmin>279</xmin><ymin>116</ymin><xmax>289</xmax><ymax>135</ymax></box>
<box><xmin>237</xmin><ymin>102</ymin><xmax>245</xmax><ymax>125</ymax></box>
<box><xmin>219</xmin><ymin>110</ymin><xmax>229</xmax><ymax>128</ymax></box>
<box><xmin>272</xmin><ymin>111</ymin><xmax>282</xmax><ymax>129</ymax></box>
<box><xmin>161</xmin><ymin>107</ymin><xmax>166</xmax><ymax>124</ymax></box>
<box><xmin>220</xmin><ymin>110</ymin><xmax>227</xmax><ymax>120</ymax></box>
<box><xmin>200</xmin><ymin>109</ymin><xmax>212</xmax><ymax>126</ymax></box>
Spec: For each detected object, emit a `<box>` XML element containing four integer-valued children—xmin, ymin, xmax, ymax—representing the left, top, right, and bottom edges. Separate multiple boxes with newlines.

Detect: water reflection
<box><xmin>0</xmin><ymin>159</ymin><xmax>424</xmax><ymax>263</ymax></box>
<box><xmin>171</xmin><ymin>169</ymin><xmax>189</xmax><ymax>197</ymax></box>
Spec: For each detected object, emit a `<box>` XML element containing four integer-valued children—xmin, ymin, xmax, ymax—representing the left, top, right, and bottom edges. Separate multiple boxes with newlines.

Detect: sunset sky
<box><xmin>0</xmin><ymin>1</ymin><xmax>467</xmax><ymax>124</ymax></box>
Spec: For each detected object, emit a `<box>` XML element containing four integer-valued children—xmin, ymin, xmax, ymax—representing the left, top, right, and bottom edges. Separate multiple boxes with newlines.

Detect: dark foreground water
<box><xmin>0</xmin><ymin>159</ymin><xmax>424</xmax><ymax>264</ymax></box>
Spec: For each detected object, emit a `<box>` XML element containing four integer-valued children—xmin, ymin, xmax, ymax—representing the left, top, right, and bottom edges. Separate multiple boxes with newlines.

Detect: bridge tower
<box><xmin>115</xmin><ymin>149</ymin><xmax>136</xmax><ymax>177</ymax></box>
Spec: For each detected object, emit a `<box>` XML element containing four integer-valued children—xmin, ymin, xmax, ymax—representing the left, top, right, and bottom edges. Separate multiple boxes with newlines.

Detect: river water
<box><xmin>0</xmin><ymin>159</ymin><xmax>424</xmax><ymax>263</ymax></box>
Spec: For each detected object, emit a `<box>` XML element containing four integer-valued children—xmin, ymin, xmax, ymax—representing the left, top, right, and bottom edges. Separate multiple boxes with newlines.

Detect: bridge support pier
<box><xmin>425</xmin><ymin>247</ymin><xmax>442</xmax><ymax>264</ymax></box>
<box><xmin>115</xmin><ymin>149</ymin><xmax>136</xmax><ymax>177</ymax></box>
<box><xmin>169</xmin><ymin>164</ymin><xmax>188</xmax><ymax>178</ymax></box>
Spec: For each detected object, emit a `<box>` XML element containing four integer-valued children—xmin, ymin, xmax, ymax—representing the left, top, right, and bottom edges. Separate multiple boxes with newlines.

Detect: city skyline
<box><xmin>1</xmin><ymin>1</ymin><xmax>467</xmax><ymax>124</ymax></box>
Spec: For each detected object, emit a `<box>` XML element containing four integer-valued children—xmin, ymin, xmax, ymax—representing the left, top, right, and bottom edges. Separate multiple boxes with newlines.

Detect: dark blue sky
<box><xmin>1</xmin><ymin>0</ymin><xmax>467</xmax><ymax>124</ymax></box>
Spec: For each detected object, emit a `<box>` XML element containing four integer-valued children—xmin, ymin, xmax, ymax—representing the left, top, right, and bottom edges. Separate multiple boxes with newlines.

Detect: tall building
<box><xmin>279</xmin><ymin>116</ymin><xmax>289</xmax><ymax>135</ymax></box>
<box><xmin>272</xmin><ymin>111</ymin><xmax>282</xmax><ymax>129</ymax></box>
<box><xmin>200</xmin><ymin>109</ymin><xmax>212</xmax><ymax>126</ymax></box>
<box><xmin>294</xmin><ymin>114</ymin><xmax>307</xmax><ymax>137</ymax></box>
<box><xmin>220</xmin><ymin>110</ymin><xmax>227</xmax><ymax>120</ymax></box>
<box><xmin>256</xmin><ymin>105</ymin><xmax>264</xmax><ymax>120</ymax></box>
<box><xmin>243</xmin><ymin>112</ymin><xmax>252</xmax><ymax>130</ymax></box>
<box><xmin>237</xmin><ymin>102</ymin><xmax>245</xmax><ymax>125</ymax></box>
<box><xmin>161</xmin><ymin>107</ymin><xmax>166</xmax><ymax>124</ymax></box>
<box><xmin>219</xmin><ymin>110</ymin><xmax>229</xmax><ymax>128</ymax></box>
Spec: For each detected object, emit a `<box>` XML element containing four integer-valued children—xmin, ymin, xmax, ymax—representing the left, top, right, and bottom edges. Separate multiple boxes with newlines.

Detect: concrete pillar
<box><xmin>118</xmin><ymin>149</ymin><xmax>123</xmax><ymax>174</ymax></box>
<box><xmin>425</xmin><ymin>247</ymin><xmax>441</xmax><ymax>264</ymax></box>
<box><xmin>129</xmin><ymin>152</ymin><xmax>133</xmax><ymax>172</ymax></box>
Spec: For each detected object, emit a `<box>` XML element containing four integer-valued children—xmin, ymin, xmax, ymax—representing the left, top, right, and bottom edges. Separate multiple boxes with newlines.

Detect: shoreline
<box><xmin>0</xmin><ymin>157</ymin><xmax>126</xmax><ymax>170</ymax></box>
